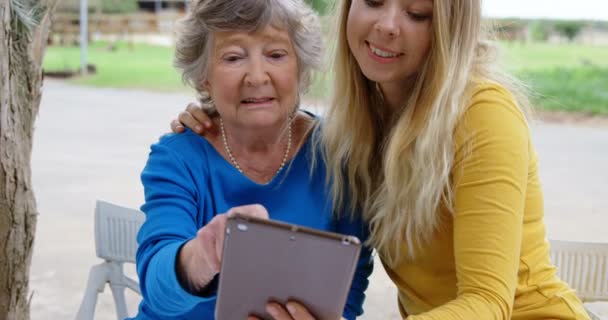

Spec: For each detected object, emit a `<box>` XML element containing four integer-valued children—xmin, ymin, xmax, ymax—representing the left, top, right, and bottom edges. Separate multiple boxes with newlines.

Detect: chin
<box><xmin>360</xmin><ymin>66</ymin><xmax>414</xmax><ymax>89</ymax></box>
<box><xmin>245</xmin><ymin>113</ymin><xmax>284</xmax><ymax>127</ymax></box>
<box><xmin>360</xmin><ymin>68</ymin><xmax>392</xmax><ymax>83</ymax></box>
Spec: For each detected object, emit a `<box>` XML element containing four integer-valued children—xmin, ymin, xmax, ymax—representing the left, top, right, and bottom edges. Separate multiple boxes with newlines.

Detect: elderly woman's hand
<box><xmin>177</xmin><ymin>204</ymin><xmax>270</xmax><ymax>295</ymax></box>
<box><xmin>247</xmin><ymin>301</ymin><xmax>322</xmax><ymax>320</ymax></box>
<box><xmin>170</xmin><ymin>102</ymin><xmax>215</xmax><ymax>135</ymax></box>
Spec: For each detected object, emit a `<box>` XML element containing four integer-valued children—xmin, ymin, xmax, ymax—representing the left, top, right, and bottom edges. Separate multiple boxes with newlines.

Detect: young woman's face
<box><xmin>346</xmin><ymin>0</ymin><xmax>433</xmax><ymax>91</ymax></box>
<box><xmin>205</xmin><ymin>25</ymin><xmax>299</xmax><ymax>129</ymax></box>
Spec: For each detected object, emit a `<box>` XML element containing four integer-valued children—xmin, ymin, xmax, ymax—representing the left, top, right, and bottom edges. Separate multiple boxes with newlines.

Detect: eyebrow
<box><xmin>215</xmin><ymin>29</ymin><xmax>292</xmax><ymax>49</ymax></box>
<box><xmin>409</xmin><ymin>0</ymin><xmax>433</xmax><ymax>9</ymax></box>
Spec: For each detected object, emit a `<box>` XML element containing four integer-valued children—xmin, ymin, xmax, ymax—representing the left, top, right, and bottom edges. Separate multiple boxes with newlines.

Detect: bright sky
<box><xmin>483</xmin><ymin>0</ymin><xmax>608</xmax><ymax>21</ymax></box>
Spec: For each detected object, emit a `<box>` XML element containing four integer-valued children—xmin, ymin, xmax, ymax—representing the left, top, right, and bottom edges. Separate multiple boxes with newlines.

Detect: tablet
<box><xmin>215</xmin><ymin>213</ymin><xmax>362</xmax><ymax>320</ymax></box>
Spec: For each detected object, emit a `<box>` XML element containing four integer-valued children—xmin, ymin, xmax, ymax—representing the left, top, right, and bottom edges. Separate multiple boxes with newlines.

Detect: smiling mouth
<box><xmin>367</xmin><ymin>41</ymin><xmax>404</xmax><ymax>58</ymax></box>
<box><xmin>241</xmin><ymin>97</ymin><xmax>275</xmax><ymax>105</ymax></box>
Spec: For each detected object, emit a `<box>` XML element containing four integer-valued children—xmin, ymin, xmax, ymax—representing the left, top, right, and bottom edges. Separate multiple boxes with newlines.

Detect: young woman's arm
<box><xmin>410</xmin><ymin>86</ymin><xmax>530</xmax><ymax>320</ymax></box>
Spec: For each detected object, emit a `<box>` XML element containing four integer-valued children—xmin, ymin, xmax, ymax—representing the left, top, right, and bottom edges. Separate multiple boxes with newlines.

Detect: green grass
<box><xmin>520</xmin><ymin>67</ymin><xmax>608</xmax><ymax>114</ymax></box>
<box><xmin>43</xmin><ymin>41</ymin><xmax>187</xmax><ymax>91</ymax></box>
<box><xmin>43</xmin><ymin>41</ymin><xmax>608</xmax><ymax>114</ymax></box>
<box><xmin>499</xmin><ymin>42</ymin><xmax>608</xmax><ymax>71</ymax></box>
<box><xmin>497</xmin><ymin>42</ymin><xmax>608</xmax><ymax>114</ymax></box>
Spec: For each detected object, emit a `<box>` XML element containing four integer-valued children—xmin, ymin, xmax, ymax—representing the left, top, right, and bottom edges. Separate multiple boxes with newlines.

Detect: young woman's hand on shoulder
<box><xmin>170</xmin><ymin>102</ymin><xmax>215</xmax><ymax>135</ymax></box>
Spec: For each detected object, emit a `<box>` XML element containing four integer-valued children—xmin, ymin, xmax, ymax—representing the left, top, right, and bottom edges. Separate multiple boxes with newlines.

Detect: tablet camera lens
<box><xmin>237</xmin><ymin>223</ymin><xmax>248</xmax><ymax>232</ymax></box>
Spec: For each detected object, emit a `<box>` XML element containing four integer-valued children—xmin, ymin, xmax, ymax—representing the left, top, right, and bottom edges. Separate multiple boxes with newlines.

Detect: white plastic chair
<box><xmin>550</xmin><ymin>240</ymin><xmax>608</xmax><ymax>320</ymax></box>
<box><xmin>75</xmin><ymin>200</ymin><xmax>145</xmax><ymax>320</ymax></box>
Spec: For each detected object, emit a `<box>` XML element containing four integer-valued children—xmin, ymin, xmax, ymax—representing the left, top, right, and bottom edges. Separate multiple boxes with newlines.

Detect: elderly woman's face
<box><xmin>204</xmin><ymin>25</ymin><xmax>299</xmax><ymax>128</ymax></box>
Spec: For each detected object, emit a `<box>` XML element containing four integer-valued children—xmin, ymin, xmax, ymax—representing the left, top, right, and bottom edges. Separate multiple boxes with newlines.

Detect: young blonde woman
<box><xmin>174</xmin><ymin>0</ymin><xmax>590</xmax><ymax>319</ymax></box>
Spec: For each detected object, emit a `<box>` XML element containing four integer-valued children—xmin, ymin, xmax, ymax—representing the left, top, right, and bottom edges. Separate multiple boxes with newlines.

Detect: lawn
<box><xmin>43</xmin><ymin>41</ymin><xmax>186</xmax><ymax>91</ymax></box>
<box><xmin>43</xmin><ymin>41</ymin><xmax>608</xmax><ymax>114</ymax></box>
<box><xmin>499</xmin><ymin>42</ymin><xmax>608</xmax><ymax>71</ymax></box>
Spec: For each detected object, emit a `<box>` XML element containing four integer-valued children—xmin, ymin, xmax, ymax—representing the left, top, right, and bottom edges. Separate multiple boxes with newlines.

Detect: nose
<box><xmin>375</xmin><ymin>6</ymin><xmax>401</xmax><ymax>37</ymax></box>
<box><xmin>244</xmin><ymin>57</ymin><xmax>270</xmax><ymax>87</ymax></box>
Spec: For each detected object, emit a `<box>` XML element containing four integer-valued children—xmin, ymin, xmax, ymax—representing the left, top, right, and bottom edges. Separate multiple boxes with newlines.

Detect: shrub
<box><xmin>101</xmin><ymin>0</ymin><xmax>138</xmax><ymax>14</ymax></box>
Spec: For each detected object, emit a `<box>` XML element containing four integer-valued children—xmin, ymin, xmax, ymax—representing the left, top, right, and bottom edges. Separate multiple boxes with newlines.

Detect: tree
<box><xmin>553</xmin><ymin>21</ymin><xmax>585</xmax><ymax>42</ymax></box>
<box><xmin>529</xmin><ymin>20</ymin><xmax>550</xmax><ymax>42</ymax></box>
<box><xmin>0</xmin><ymin>0</ymin><xmax>56</xmax><ymax>319</ymax></box>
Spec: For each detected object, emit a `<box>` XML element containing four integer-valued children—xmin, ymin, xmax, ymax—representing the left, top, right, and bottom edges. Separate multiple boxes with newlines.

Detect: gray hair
<box><xmin>174</xmin><ymin>0</ymin><xmax>323</xmax><ymax>102</ymax></box>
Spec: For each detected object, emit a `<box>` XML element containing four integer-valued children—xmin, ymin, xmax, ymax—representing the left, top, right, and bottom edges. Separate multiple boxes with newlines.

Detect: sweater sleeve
<box><xmin>409</xmin><ymin>87</ymin><xmax>529</xmax><ymax>320</ymax></box>
<box><xmin>136</xmin><ymin>139</ymin><xmax>217</xmax><ymax>317</ymax></box>
<box><xmin>334</xmin><ymin>214</ymin><xmax>374</xmax><ymax>320</ymax></box>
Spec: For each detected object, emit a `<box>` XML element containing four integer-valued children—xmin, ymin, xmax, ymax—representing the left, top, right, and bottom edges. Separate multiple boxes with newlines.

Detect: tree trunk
<box><xmin>0</xmin><ymin>1</ymin><xmax>56</xmax><ymax>319</ymax></box>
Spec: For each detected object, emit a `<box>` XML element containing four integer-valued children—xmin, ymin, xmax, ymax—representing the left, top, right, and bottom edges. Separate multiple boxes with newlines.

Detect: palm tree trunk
<box><xmin>0</xmin><ymin>0</ymin><xmax>56</xmax><ymax>318</ymax></box>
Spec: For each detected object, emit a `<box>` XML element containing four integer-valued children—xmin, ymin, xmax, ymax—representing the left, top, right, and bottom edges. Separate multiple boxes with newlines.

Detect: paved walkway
<box><xmin>29</xmin><ymin>80</ymin><xmax>608</xmax><ymax>319</ymax></box>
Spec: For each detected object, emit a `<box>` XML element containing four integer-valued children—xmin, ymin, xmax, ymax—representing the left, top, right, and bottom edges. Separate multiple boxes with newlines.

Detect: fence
<box><xmin>49</xmin><ymin>12</ymin><xmax>182</xmax><ymax>45</ymax></box>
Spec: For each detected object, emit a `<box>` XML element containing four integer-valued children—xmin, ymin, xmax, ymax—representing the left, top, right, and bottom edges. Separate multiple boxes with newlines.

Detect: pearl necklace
<box><xmin>219</xmin><ymin>117</ymin><xmax>292</xmax><ymax>177</ymax></box>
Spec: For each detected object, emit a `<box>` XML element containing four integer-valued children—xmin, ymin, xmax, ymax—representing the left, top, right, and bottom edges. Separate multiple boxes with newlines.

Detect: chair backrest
<box><xmin>550</xmin><ymin>240</ymin><xmax>608</xmax><ymax>302</ymax></box>
<box><xmin>95</xmin><ymin>200</ymin><xmax>145</xmax><ymax>264</ymax></box>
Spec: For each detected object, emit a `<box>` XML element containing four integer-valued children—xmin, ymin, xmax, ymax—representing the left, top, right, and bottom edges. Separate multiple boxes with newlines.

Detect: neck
<box><xmin>221</xmin><ymin>119</ymin><xmax>291</xmax><ymax>155</ymax></box>
<box><xmin>378</xmin><ymin>78</ymin><xmax>415</xmax><ymax>110</ymax></box>
<box><xmin>219</xmin><ymin>116</ymin><xmax>293</xmax><ymax>182</ymax></box>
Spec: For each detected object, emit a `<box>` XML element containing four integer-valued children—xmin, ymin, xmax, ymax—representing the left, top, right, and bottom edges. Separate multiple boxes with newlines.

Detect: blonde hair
<box><xmin>322</xmin><ymin>0</ymin><xmax>532</xmax><ymax>267</ymax></box>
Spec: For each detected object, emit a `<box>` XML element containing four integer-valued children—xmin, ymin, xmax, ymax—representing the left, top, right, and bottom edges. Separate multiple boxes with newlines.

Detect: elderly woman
<box><xmin>131</xmin><ymin>0</ymin><xmax>372</xmax><ymax>319</ymax></box>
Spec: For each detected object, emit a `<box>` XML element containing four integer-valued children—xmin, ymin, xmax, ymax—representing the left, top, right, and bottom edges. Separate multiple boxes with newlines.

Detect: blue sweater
<box><xmin>132</xmin><ymin>128</ymin><xmax>373</xmax><ymax>320</ymax></box>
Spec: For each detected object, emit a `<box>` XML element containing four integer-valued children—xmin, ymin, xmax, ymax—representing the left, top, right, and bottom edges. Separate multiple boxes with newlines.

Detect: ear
<box><xmin>202</xmin><ymin>79</ymin><xmax>211</xmax><ymax>92</ymax></box>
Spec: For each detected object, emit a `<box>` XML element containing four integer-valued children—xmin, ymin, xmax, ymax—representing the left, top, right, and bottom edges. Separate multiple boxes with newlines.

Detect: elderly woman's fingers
<box><xmin>211</xmin><ymin>215</ymin><xmax>228</xmax><ymax>263</ymax></box>
<box><xmin>195</xmin><ymin>221</ymin><xmax>222</xmax><ymax>274</ymax></box>
<box><xmin>264</xmin><ymin>301</ymin><xmax>316</xmax><ymax>320</ymax></box>
<box><xmin>226</xmin><ymin>204</ymin><xmax>270</xmax><ymax>220</ymax></box>
<box><xmin>266</xmin><ymin>303</ymin><xmax>294</xmax><ymax>320</ymax></box>
<box><xmin>284</xmin><ymin>301</ymin><xmax>316</xmax><ymax>320</ymax></box>
<box><xmin>177</xmin><ymin>219</ymin><xmax>224</xmax><ymax>290</ymax></box>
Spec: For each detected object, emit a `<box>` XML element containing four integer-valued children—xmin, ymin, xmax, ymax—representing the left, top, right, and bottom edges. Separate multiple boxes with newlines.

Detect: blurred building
<box><xmin>56</xmin><ymin>0</ymin><xmax>188</xmax><ymax>14</ymax></box>
<box><xmin>51</xmin><ymin>0</ymin><xmax>187</xmax><ymax>46</ymax></box>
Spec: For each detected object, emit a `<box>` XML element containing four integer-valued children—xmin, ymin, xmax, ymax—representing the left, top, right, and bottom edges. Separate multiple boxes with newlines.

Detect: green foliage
<box><xmin>100</xmin><ymin>0</ymin><xmax>138</xmax><ymax>14</ymax></box>
<box><xmin>498</xmin><ymin>41</ymin><xmax>608</xmax><ymax>114</ymax></box>
<box><xmin>305</xmin><ymin>0</ymin><xmax>330</xmax><ymax>15</ymax></box>
<box><xmin>529</xmin><ymin>21</ymin><xmax>550</xmax><ymax>42</ymax></box>
<box><xmin>553</xmin><ymin>21</ymin><xmax>586</xmax><ymax>41</ymax></box>
<box><xmin>519</xmin><ymin>67</ymin><xmax>608</xmax><ymax>114</ymax></box>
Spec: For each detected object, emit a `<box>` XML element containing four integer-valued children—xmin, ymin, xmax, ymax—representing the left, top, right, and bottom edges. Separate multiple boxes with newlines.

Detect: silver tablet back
<box><xmin>215</xmin><ymin>214</ymin><xmax>361</xmax><ymax>320</ymax></box>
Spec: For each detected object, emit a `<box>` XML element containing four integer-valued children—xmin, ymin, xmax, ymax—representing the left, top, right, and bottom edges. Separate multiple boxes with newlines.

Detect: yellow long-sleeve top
<box><xmin>385</xmin><ymin>83</ymin><xmax>590</xmax><ymax>320</ymax></box>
